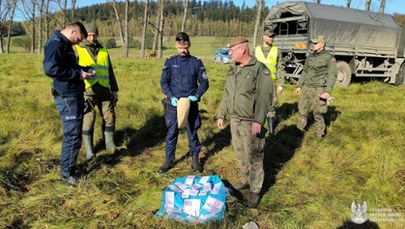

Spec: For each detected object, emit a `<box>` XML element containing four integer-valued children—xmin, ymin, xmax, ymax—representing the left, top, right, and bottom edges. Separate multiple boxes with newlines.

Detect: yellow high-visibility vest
<box><xmin>255</xmin><ymin>45</ymin><xmax>278</xmax><ymax>80</ymax></box>
<box><xmin>75</xmin><ymin>45</ymin><xmax>110</xmax><ymax>89</ymax></box>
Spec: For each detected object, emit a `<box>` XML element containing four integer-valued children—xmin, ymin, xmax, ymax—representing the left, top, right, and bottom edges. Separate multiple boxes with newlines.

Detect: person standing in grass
<box><xmin>74</xmin><ymin>23</ymin><xmax>120</xmax><ymax>161</ymax></box>
<box><xmin>254</xmin><ymin>30</ymin><xmax>285</xmax><ymax>135</ymax></box>
<box><xmin>43</xmin><ymin>22</ymin><xmax>93</xmax><ymax>186</ymax></box>
<box><xmin>295</xmin><ymin>35</ymin><xmax>337</xmax><ymax>140</ymax></box>
<box><xmin>159</xmin><ymin>32</ymin><xmax>209</xmax><ymax>174</ymax></box>
<box><xmin>216</xmin><ymin>37</ymin><xmax>273</xmax><ymax>208</ymax></box>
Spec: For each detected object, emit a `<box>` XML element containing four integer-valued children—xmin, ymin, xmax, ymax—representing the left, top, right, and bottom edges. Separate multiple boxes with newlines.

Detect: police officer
<box><xmin>43</xmin><ymin>22</ymin><xmax>93</xmax><ymax>185</ymax></box>
<box><xmin>295</xmin><ymin>35</ymin><xmax>337</xmax><ymax>139</ymax></box>
<box><xmin>217</xmin><ymin>37</ymin><xmax>273</xmax><ymax>208</ymax></box>
<box><xmin>75</xmin><ymin>23</ymin><xmax>120</xmax><ymax>161</ymax></box>
<box><xmin>254</xmin><ymin>30</ymin><xmax>285</xmax><ymax>134</ymax></box>
<box><xmin>159</xmin><ymin>32</ymin><xmax>209</xmax><ymax>173</ymax></box>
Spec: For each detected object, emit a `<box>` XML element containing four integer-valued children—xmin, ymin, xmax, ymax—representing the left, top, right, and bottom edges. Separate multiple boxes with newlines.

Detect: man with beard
<box><xmin>159</xmin><ymin>32</ymin><xmax>209</xmax><ymax>173</ymax></box>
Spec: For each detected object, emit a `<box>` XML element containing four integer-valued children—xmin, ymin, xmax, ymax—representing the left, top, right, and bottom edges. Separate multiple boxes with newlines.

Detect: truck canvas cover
<box><xmin>265</xmin><ymin>1</ymin><xmax>405</xmax><ymax>57</ymax></box>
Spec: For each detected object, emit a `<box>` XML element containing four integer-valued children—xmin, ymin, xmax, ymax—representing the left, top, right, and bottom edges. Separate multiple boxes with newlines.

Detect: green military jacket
<box><xmin>297</xmin><ymin>50</ymin><xmax>337</xmax><ymax>93</ymax></box>
<box><xmin>217</xmin><ymin>57</ymin><xmax>274</xmax><ymax>125</ymax></box>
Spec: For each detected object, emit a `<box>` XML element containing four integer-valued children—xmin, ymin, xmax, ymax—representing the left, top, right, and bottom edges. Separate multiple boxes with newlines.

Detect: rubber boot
<box><xmin>82</xmin><ymin>134</ymin><xmax>94</xmax><ymax>161</ymax></box>
<box><xmin>191</xmin><ymin>154</ymin><xmax>203</xmax><ymax>172</ymax></box>
<box><xmin>267</xmin><ymin>116</ymin><xmax>275</xmax><ymax>135</ymax></box>
<box><xmin>104</xmin><ymin>131</ymin><xmax>116</xmax><ymax>152</ymax></box>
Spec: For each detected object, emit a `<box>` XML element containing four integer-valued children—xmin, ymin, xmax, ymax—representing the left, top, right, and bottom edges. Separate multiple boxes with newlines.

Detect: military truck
<box><xmin>264</xmin><ymin>1</ymin><xmax>405</xmax><ymax>86</ymax></box>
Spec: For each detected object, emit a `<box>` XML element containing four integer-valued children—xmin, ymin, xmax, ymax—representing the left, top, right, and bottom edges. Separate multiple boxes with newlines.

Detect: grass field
<box><xmin>0</xmin><ymin>38</ymin><xmax>404</xmax><ymax>228</ymax></box>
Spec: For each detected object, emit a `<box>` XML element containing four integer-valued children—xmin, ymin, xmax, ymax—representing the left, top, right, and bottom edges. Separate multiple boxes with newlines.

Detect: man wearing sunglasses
<box><xmin>295</xmin><ymin>35</ymin><xmax>337</xmax><ymax>140</ymax></box>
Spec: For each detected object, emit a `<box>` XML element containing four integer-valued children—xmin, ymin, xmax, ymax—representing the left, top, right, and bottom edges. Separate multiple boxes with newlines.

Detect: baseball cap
<box><xmin>175</xmin><ymin>32</ymin><xmax>190</xmax><ymax>42</ymax></box>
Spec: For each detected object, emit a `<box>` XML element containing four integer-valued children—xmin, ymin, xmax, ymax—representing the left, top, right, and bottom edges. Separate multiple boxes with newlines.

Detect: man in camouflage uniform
<box><xmin>217</xmin><ymin>37</ymin><xmax>273</xmax><ymax>208</ymax></box>
<box><xmin>295</xmin><ymin>35</ymin><xmax>337</xmax><ymax>139</ymax></box>
<box><xmin>254</xmin><ymin>30</ymin><xmax>285</xmax><ymax>134</ymax></box>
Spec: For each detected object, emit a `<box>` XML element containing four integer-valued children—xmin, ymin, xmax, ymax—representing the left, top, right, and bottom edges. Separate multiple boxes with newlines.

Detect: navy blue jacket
<box><xmin>43</xmin><ymin>30</ymin><xmax>84</xmax><ymax>97</ymax></box>
<box><xmin>160</xmin><ymin>55</ymin><xmax>209</xmax><ymax>100</ymax></box>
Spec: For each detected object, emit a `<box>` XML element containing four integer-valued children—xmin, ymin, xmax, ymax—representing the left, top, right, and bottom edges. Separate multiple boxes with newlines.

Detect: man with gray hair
<box><xmin>217</xmin><ymin>36</ymin><xmax>274</xmax><ymax>208</ymax></box>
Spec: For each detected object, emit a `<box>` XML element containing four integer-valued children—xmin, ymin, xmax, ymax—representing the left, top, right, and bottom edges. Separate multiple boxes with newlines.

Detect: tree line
<box><xmin>0</xmin><ymin>0</ymin><xmax>404</xmax><ymax>57</ymax></box>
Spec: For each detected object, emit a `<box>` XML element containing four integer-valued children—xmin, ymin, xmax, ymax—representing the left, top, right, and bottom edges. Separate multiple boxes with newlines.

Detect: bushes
<box><xmin>100</xmin><ymin>38</ymin><xmax>117</xmax><ymax>49</ymax></box>
<box><xmin>13</xmin><ymin>36</ymin><xmax>32</xmax><ymax>52</ymax></box>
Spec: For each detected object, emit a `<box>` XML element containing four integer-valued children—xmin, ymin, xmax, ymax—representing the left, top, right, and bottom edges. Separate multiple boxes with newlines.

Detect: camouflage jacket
<box><xmin>217</xmin><ymin>57</ymin><xmax>274</xmax><ymax>125</ymax></box>
<box><xmin>297</xmin><ymin>50</ymin><xmax>337</xmax><ymax>93</ymax></box>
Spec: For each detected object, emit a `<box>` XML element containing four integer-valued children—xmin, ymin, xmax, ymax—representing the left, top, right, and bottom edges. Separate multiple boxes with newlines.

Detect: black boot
<box><xmin>267</xmin><ymin>116</ymin><xmax>275</xmax><ymax>135</ymax></box>
<box><xmin>247</xmin><ymin>192</ymin><xmax>261</xmax><ymax>208</ymax></box>
<box><xmin>158</xmin><ymin>161</ymin><xmax>174</xmax><ymax>173</ymax></box>
<box><xmin>191</xmin><ymin>154</ymin><xmax>203</xmax><ymax>172</ymax></box>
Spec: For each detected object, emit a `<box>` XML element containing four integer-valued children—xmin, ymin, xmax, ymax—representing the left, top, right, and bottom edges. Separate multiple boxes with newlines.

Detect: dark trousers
<box><xmin>164</xmin><ymin>103</ymin><xmax>201</xmax><ymax>162</ymax></box>
<box><xmin>54</xmin><ymin>95</ymin><xmax>84</xmax><ymax>177</ymax></box>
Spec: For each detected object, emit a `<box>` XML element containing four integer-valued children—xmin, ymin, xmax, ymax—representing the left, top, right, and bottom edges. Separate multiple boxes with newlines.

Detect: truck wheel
<box><xmin>335</xmin><ymin>61</ymin><xmax>351</xmax><ymax>87</ymax></box>
<box><xmin>395</xmin><ymin>62</ymin><xmax>405</xmax><ymax>85</ymax></box>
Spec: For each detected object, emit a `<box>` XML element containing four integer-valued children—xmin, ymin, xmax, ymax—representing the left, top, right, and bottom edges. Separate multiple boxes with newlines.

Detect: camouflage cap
<box><xmin>311</xmin><ymin>35</ymin><xmax>326</xmax><ymax>43</ymax></box>
<box><xmin>264</xmin><ymin>30</ymin><xmax>276</xmax><ymax>37</ymax></box>
<box><xmin>228</xmin><ymin>36</ymin><xmax>248</xmax><ymax>48</ymax></box>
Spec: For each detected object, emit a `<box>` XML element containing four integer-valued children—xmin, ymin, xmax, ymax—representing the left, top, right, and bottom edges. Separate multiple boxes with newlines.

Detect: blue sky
<box><xmin>74</xmin><ymin>0</ymin><xmax>404</xmax><ymax>15</ymax></box>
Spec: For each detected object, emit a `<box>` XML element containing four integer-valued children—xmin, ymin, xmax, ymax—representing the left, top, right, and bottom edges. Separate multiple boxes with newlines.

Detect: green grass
<box><xmin>1</xmin><ymin>42</ymin><xmax>404</xmax><ymax>228</ymax></box>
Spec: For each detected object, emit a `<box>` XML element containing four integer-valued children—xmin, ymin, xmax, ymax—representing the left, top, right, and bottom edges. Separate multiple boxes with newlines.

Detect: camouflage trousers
<box><xmin>297</xmin><ymin>86</ymin><xmax>328</xmax><ymax>137</ymax></box>
<box><xmin>230</xmin><ymin>119</ymin><xmax>265</xmax><ymax>193</ymax></box>
<box><xmin>267</xmin><ymin>83</ymin><xmax>278</xmax><ymax>118</ymax></box>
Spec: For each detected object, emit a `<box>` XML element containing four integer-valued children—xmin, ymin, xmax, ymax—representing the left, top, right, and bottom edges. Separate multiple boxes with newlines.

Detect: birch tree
<box><xmin>379</xmin><ymin>0</ymin><xmax>386</xmax><ymax>13</ymax></box>
<box><xmin>6</xmin><ymin>0</ymin><xmax>17</xmax><ymax>53</ymax></box>
<box><xmin>365</xmin><ymin>0</ymin><xmax>371</xmax><ymax>11</ymax></box>
<box><xmin>157</xmin><ymin>0</ymin><xmax>164</xmax><ymax>58</ymax></box>
<box><xmin>109</xmin><ymin>0</ymin><xmax>129</xmax><ymax>58</ymax></box>
<box><xmin>252</xmin><ymin>0</ymin><xmax>263</xmax><ymax>49</ymax></box>
<box><xmin>181</xmin><ymin>0</ymin><xmax>188</xmax><ymax>32</ymax></box>
<box><xmin>140</xmin><ymin>0</ymin><xmax>149</xmax><ymax>58</ymax></box>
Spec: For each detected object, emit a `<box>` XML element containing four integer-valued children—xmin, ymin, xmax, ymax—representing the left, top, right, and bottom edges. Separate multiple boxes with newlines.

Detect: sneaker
<box><xmin>234</xmin><ymin>183</ymin><xmax>250</xmax><ymax>190</ymax></box>
<box><xmin>158</xmin><ymin>161</ymin><xmax>174</xmax><ymax>173</ymax></box>
<box><xmin>247</xmin><ymin>192</ymin><xmax>261</xmax><ymax>208</ymax></box>
<box><xmin>61</xmin><ymin>175</ymin><xmax>79</xmax><ymax>186</ymax></box>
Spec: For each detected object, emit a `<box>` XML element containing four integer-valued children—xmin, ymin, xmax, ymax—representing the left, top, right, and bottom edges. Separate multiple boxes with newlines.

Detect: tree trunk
<box><xmin>6</xmin><ymin>0</ymin><xmax>17</xmax><ymax>54</ymax></box>
<box><xmin>123</xmin><ymin>0</ymin><xmax>129</xmax><ymax>58</ymax></box>
<box><xmin>315</xmin><ymin>0</ymin><xmax>321</xmax><ymax>4</ymax></box>
<box><xmin>38</xmin><ymin>0</ymin><xmax>44</xmax><ymax>54</ymax></box>
<box><xmin>140</xmin><ymin>0</ymin><xmax>149</xmax><ymax>58</ymax></box>
<box><xmin>45</xmin><ymin>0</ymin><xmax>50</xmax><ymax>41</ymax></box>
<box><xmin>379</xmin><ymin>0</ymin><xmax>386</xmax><ymax>13</ymax></box>
<box><xmin>181</xmin><ymin>0</ymin><xmax>189</xmax><ymax>32</ymax></box>
<box><xmin>252</xmin><ymin>0</ymin><xmax>263</xmax><ymax>49</ymax></box>
<box><xmin>152</xmin><ymin>7</ymin><xmax>160</xmax><ymax>54</ymax></box>
<box><xmin>157</xmin><ymin>0</ymin><xmax>164</xmax><ymax>58</ymax></box>
<box><xmin>71</xmin><ymin>0</ymin><xmax>76</xmax><ymax>20</ymax></box>
<box><xmin>346</xmin><ymin>0</ymin><xmax>351</xmax><ymax>8</ymax></box>
<box><xmin>31</xmin><ymin>1</ymin><xmax>36</xmax><ymax>54</ymax></box>
<box><xmin>110</xmin><ymin>0</ymin><xmax>125</xmax><ymax>57</ymax></box>
<box><xmin>365</xmin><ymin>0</ymin><xmax>371</xmax><ymax>11</ymax></box>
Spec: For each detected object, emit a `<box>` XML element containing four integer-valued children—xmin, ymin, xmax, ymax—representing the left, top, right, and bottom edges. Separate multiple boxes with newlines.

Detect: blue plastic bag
<box><xmin>155</xmin><ymin>175</ymin><xmax>228</xmax><ymax>223</ymax></box>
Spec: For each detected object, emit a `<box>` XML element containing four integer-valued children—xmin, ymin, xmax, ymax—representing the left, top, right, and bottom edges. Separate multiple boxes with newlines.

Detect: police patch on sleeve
<box><xmin>202</xmin><ymin>71</ymin><xmax>208</xmax><ymax>79</ymax></box>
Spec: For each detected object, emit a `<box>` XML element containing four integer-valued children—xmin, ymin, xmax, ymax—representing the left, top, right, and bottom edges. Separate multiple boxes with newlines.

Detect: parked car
<box><xmin>214</xmin><ymin>48</ymin><xmax>232</xmax><ymax>64</ymax></box>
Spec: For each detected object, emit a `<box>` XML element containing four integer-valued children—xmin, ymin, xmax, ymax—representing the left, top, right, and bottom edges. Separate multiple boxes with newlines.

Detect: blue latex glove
<box><xmin>188</xmin><ymin>95</ymin><xmax>198</xmax><ymax>102</ymax></box>
<box><xmin>171</xmin><ymin>97</ymin><xmax>178</xmax><ymax>107</ymax></box>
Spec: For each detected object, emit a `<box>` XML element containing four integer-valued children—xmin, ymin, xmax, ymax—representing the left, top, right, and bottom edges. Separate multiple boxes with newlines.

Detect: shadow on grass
<box><xmin>337</xmin><ymin>220</ymin><xmax>380</xmax><ymax>229</ymax></box>
<box><xmin>79</xmin><ymin>113</ymin><xmax>166</xmax><ymax>174</ymax></box>
<box><xmin>200</xmin><ymin>124</ymin><xmax>231</xmax><ymax>166</ymax></box>
<box><xmin>261</xmin><ymin>103</ymin><xmax>340</xmax><ymax>194</ymax></box>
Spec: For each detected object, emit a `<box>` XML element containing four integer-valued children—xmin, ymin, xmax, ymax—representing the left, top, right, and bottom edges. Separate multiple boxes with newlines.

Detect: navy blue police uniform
<box><xmin>43</xmin><ymin>30</ymin><xmax>86</xmax><ymax>181</ymax></box>
<box><xmin>160</xmin><ymin>54</ymin><xmax>209</xmax><ymax>166</ymax></box>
